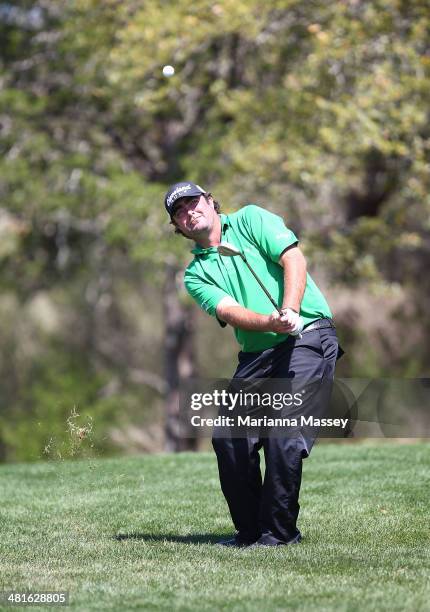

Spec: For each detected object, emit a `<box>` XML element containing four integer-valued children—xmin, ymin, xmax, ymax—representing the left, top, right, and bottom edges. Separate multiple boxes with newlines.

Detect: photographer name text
<box><xmin>190</xmin><ymin>415</ymin><xmax>349</xmax><ymax>428</ymax></box>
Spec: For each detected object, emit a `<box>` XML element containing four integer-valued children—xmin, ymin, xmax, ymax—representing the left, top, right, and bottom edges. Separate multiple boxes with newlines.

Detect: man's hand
<box><xmin>267</xmin><ymin>310</ymin><xmax>294</xmax><ymax>333</ymax></box>
<box><xmin>279</xmin><ymin>307</ymin><xmax>304</xmax><ymax>335</ymax></box>
<box><xmin>216</xmin><ymin>297</ymin><xmax>303</xmax><ymax>335</ymax></box>
<box><xmin>267</xmin><ymin>308</ymin><xmax>303</xmax><ymax>334</ymax></box>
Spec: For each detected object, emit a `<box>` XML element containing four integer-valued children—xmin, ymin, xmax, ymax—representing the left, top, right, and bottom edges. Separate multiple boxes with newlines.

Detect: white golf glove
<box><xmin>280</xmin><ymin>308</ymin><xmax>304</xmax><ymax>336</ymax></box>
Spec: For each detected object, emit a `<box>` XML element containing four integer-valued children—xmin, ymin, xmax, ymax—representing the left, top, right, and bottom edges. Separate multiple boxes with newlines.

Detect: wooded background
<box><xmin>0</xmin><ymin>0</ymin><xmax>429</xmax><ymax>461</ymax></box>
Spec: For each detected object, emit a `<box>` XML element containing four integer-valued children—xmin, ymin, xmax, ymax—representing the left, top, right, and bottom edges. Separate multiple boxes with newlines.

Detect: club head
<box><xmin>217</xmin><ymin>242</ymin><xmax>243</xmax><ymax>257</ymax></box>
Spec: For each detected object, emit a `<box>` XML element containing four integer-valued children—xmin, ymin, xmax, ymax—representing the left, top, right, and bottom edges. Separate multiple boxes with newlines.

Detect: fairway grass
<box><xmin>1</xmin><ymin>442</ymin><xmax>429</xmax><ymax>611</ymax></box>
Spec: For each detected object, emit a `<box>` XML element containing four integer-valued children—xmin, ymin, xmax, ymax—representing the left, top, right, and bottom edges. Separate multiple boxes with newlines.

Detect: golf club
<box><xmin>217</xmin><ymin>242</ymin><xmax>303</xmax><ymax>337</ymax></box>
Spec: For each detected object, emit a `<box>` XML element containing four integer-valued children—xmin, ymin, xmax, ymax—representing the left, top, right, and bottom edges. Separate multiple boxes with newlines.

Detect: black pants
<box><xmin>212</xmin><ymin>327</ymin><xmax>341</xmax><ymax>544</ymax></box>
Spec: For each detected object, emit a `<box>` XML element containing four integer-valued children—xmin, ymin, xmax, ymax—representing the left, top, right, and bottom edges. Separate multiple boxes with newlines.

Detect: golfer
<box><xmin>165</xmin><ymin>181</ymin><xmax>343</xmax><ymax>547</ymax></box>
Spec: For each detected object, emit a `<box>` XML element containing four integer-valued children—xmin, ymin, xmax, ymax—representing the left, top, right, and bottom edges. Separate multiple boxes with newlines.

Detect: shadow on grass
<box><xmin>114</xmin><ymin>533</ymin><xmax>225</xmax><ymax>545</ymax></box>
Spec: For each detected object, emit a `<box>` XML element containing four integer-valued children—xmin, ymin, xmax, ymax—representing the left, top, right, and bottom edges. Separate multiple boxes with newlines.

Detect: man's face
<box><xmin>171</xmin><ymin>194</ymin><xmax>215</xmax><ymax>238</ymax></box>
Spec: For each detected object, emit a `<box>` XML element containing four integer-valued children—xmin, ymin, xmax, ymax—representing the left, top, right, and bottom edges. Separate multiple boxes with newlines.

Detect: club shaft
<box><xmin>241</xmin><ymin>255</ymin><xmax>282</xmax><ymax>314</ymax></box>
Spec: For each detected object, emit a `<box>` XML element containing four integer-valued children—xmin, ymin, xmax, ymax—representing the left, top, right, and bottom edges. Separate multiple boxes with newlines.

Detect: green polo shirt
<box><xmin>184</xmin><ymin>204</ymin><xmax>332</xmax><ymax>352</ymax></box>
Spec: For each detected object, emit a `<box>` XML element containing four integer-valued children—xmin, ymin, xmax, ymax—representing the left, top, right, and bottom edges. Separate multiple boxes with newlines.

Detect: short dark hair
<box><xmin>171</xmin><ymin>193</ymin><xmax>221</xmax><ymax>239</ymax></box>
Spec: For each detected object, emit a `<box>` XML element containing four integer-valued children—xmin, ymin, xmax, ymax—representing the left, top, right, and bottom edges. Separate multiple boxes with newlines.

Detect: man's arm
<box><xmin>279</xmin><ymin>245</ymin><xmax>307</xmax><ymax>313</ymax></box>
<box><xmin>216</xmin><ymin>297</ymin><xmax>294</xmax><ymax>334</ymax></box>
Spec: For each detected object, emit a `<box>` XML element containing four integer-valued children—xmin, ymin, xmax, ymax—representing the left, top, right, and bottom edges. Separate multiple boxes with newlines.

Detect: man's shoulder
<box><xmin>184</xmin><ymin>256</ymin><xmax>207</xmax><ymax>281</ymax></box>
<box><xmin>230</xmin><ymin>203</ymin><xmax>264</xmax><ymax>217</ymax></box>
<box><xmin>226</xmin><ymin>203</ymin><xmax>266</xmax><ymax>224</ymax></box>
<box><xmin>184</xmin><ymin>258</ymin><xmax>198</xmax><ymax>277</ymax></box>
<box><xmin>183</xmin><ymin>262</ymin><xmax>201</xmax><ymax>292</ymax></box>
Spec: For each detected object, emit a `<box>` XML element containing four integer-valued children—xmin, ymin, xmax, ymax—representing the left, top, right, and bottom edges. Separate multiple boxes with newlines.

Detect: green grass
<box><xmin>1</xmin><ymin>442</ymin><xmax>429</xmax><ymax>611</ymax></box>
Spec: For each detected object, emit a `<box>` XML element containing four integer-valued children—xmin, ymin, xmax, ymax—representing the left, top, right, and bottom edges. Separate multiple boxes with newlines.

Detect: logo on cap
<box><xmin>164</xmin><ymin>182</ymin><xmax>206</xmax><ymax>215</ymax></box>
<box><xmin>166</xmin><ymin>184</ymin><xmax>194</xmax><ymax>207</ymax></box>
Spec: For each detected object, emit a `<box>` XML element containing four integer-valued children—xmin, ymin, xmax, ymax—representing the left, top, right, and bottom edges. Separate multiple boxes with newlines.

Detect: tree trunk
<box><xmin>163</xmin><ymin>263</ymin><xmax>198</xmax><ymax>452</ymax></box>
<box><xmin>0</xmin><ymin>436</ymin><xmax>7</xmax><ymax>462</ymax></box>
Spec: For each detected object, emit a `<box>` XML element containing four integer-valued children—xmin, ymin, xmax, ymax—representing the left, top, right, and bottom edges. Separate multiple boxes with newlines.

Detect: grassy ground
<box><xmin>0</xmin><ymin>442</ymin><xmax>429</xmax><ymax>611</ymax></box>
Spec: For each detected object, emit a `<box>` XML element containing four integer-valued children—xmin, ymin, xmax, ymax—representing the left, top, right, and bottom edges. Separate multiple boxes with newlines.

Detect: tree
<box><xmin>1</xmin><ymin>0</ymin><xmax>429</xmax><ymax>461</ymax></box>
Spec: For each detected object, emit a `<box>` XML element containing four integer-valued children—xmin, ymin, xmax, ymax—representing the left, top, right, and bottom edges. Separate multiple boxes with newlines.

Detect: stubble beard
<box><xmin>185</xmin><ymin>212</ymin><xmax>213</xmax><ymax>239</ymax></box>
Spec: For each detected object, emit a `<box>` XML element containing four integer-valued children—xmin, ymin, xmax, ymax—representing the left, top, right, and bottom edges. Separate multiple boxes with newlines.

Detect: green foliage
<box><xmin>1</xmin><ymin>1</ymin><xmax>429</xmax><ymax>461</ymax></box>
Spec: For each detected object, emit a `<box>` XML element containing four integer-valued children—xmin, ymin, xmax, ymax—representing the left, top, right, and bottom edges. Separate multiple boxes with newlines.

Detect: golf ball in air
<box><xmin>162</xmin><ymin>65</ymin><xmax>175</xmax><ymax>77</ymax></box>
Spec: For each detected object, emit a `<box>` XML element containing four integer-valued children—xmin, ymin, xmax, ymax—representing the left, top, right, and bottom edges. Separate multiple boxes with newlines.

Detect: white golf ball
<box><xmin>162</xmin><ymin>65</ymin><xmax>175</xmax><ymax>77</ymax></box>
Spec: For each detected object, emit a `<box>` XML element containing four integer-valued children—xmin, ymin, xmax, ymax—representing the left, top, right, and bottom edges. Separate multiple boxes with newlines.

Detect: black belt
<box><xmin>302</xmin><ymin>317</ymin><xmax>335</xmax><ymax>334</ymax></box>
